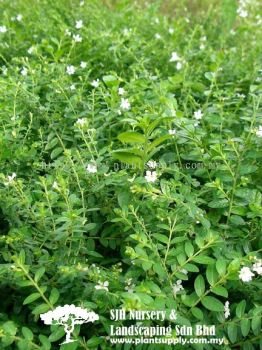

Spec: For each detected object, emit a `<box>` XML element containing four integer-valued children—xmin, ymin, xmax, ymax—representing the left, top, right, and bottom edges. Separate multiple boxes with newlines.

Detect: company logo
<box><xmin>40</xmin><ymin>304</ymin><xmax>99</xmax><ymax>344</ymax></box>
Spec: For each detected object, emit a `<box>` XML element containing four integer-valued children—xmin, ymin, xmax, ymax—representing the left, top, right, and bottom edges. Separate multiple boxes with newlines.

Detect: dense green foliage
<box><xmin>0</xmin><ymin>0</ymin><xmax>262</xmax><ymax>349</ymax></box>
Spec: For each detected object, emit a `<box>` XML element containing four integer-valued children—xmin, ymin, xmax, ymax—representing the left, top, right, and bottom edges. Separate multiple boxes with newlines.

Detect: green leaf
<box><xmin>111</xmin><ymin>151</ymin><xmax>143</xmax><ymax>167</ymax></box>
<box><xmin>216</xmin><ymin>259</ymin><xmax>227</xmax><ymax>276</ymax></box>
<box><xmin>39</xmin><ymin>335</ymin><xmax>51</xmax><ymax>350</ymax></box>
<box><xmin>102</xmin><ymin>75</ymin><xmax>118</xmax><ymax>87</ymax></box>
<box><xmin>48</xmin><ymin>327</ymin><xmax>65</xmax><ymax>342</ymax></box>
<box><xmin>35</xmin><ymin>267</ymin><xmax>45</xmax><ymax>282</ymax></box>
<box><xmin>251</xmin><ymin>316</ymin><xmax>261</xmax><ymax>335</ymax></box>
<box><xmin>201</xmin><ymin>296</ymin><xmax>224</xmax><ymax>312</ymax></box>
<box><xmin>208</xmin><ymin>199</ymin><xmax>229</xmax><ymax>208</ymax></box>
<box><xmin>22</xmin><ymin>327</ymin><xmax>34</xmax><ymax>341</ymax></box>
<box><xmin>227</xmin><ymin>323</ymin><xmax>238</xmax><ymax>343</ymax></box>
<box><xmin>23</xmin><ymin>292</ymin><xmax>41</xmax><ymax>305</ymax></box>
<box><xmin>211</xmin><ymin>286</ymin><xmax>228</xmax><ymax>298</ymax></box>
<box><xmin>148</xmin><ymin>135</ymin><xmax>171</xmax><ymax>151</ymax></box>
<box><xmin>18</xmin><ymin>339</ymin><xmax>31</xmax><ymax>350</ymax></box>
<box><xmin>117</xmin><ymin>191</ymin><xmax>130</xmax><ymax>209</ymax></box>
<box><xmin>191</xmin><ymin>307</ymin><xmax>203</xmax><ymax>320</ymax></box>
<box><xmin>206</xmin><ymin>264</ymin><xmax>218</xmax><ymax>286</ymax></box>
<box><xmin>50</xmin><ymin>147</ymin><xmax>63</xmax><ymax>160</ymax></box>
<box><xmin>32</xmin><ymin>304</ymin><xmax>50</xmax><ymax>315</ymax></box>
<box><xmin>193</xmin><ymin>256</ymin><xmax>215</xmax><ymax>265</ymax></box>
<box><xmin>19</xmin><ymin>250</ymin><xmax>26</xmax><ymax>264</ymax></box>
<box><xmin>153</xmin><ymin>263</ymin><xmax>166</xmax><ymax>278</ymax></box>
<box><xmin>236</xmin><ymin>300</ymin><xmax>246</xmax><ymax>318</ymax></box>
<box><xmin>229</xmin><ymin>215</ymin><xmax>245</xmax><ymax>226</ymax></box>
<box><xmin>2</xmin><ymin>321</ymin><xmax>17</xmax><ymax>336</ymax></box>
<box><xmin>185</xmin><ymin>242</ymin><xmax>194</xmax><ymax>257</ymax></box>
<box><xmin>194</xmin><ymin>275</ymin><xmax>205</xmax><ymax>297</ymax></box>
<box><xmin>241</xmin><ymin>319</ymin><xmax>250</xmax><ymax>337</ymax></box>
<box><xmin>49</xmin><ymin>288</ymin><xmax>60</xmax><ymax>305</ymax></box>
<box><xmin>152</xmin><ymin>233</ymin><xmax>169</xmax><ymax>244</ymax></box>
<box><xmin>118</xmin><ymin>132</ymin><xmax>146</xmax><ymax>144</ymax></box>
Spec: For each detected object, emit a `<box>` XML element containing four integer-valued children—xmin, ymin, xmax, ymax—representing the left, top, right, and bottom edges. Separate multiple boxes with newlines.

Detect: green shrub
<box><xmin>0</xmin><ymin>0</ymin><xmax>262</xmax><ymax>349</ymax></box>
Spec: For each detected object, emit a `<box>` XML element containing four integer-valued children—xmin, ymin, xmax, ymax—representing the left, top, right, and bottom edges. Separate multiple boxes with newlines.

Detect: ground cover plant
<box><xmin>0</xmin><ymin>0</ymin><xmax>262</xmax><ymax>349</ymax></box>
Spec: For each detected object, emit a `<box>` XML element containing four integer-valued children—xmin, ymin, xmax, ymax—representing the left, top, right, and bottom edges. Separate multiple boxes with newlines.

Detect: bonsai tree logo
<box><xmin>40</xmin><ymin>304</ymin><xmax>99</xmax><ymax>344</ymax></box>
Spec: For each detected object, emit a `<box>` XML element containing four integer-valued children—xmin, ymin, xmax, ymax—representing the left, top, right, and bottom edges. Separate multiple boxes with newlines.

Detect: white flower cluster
<box><xmin>147</xmin><ymin>160</ymin><xmax>157</xmax><ymax>169</ymax></box>
<box><xmin>173</xmin><ymin>280</ymin><xmax>184</xmax><ymax>296</ymax></box>
<box><xmin>125</xmin><ymin>278</ymin><xmax>135</xmax><ymax>293</ymax></box>
<box><xmin>0</xmin><ymin>25</ymin><xmax>7</xmax><ymax>33</ymax></box>
<box><xmin>168</xmin><ymin>129</ymin><xmax>176</xmax><ymax>136</ymax></box>
<box><xmin>40</xmin><ymin>305</ymin><xmax>99</xmax><ymax>325</ymax></box>
<box><xmin>169</xmin><ymin>52</ymin><xmax>184</xmax><ymax>70</ymax></box>
<box><xmin>224</xmin><ymin>301</ymin><xmax>230</xmax><ymax>319</ymax></box>
<box><xmin>65</xmin><ymin>20</ymin><xmax>83</xmax><ymax>43</ymax></box>
<box><xmin>145</xmin><ymin>171</ymin><xmax>157</xmax><ymax>183</ymax></box>
<box><xmin>75</xmin><ymin>118</ymin><xmax>87</xmax><ymax>127</ymax></box>
<box><xmin>120</xmin><ymin>97</ymin><xmax>130</xmax><ymax>111</ymax></box>
<box><xmin>95</xmin><ymin>280</ymin><xmax>109</xmax><ymax>291</ymax></box>
<box><xmin>4</xmin><ymin>173</ymin><xmax>17</xmax><ymax>186</ymax></box>
<box><xmin>256</xmin><ymin>125</ymin><xmax>262</xmax><ymax>137</ymax></box>
<box><xmin>86</xmin><ymin>163</ymin><xmax>97</xmax><ymax>173</ymax></box>
<box><xmin>193</xmin><ymin>109</ymin><xmax>203</xmax><ymax>127</ymax></box>
<box><xmin>91</xmin><ymin>79</ymin><xmax>99</xmax><ymax>88</ymax></box>
<box><xmin>237</xmin><ymin>0</ymin><xmax>250</xmax><ymax>18</ymax></box>
<box><xmin>239</xmin><ymin>259</ymin><xmax>262</xmax><ymax>282</ymax></box>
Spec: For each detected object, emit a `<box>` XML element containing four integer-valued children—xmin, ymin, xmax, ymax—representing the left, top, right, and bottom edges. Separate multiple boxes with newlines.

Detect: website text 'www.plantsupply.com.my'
<box><xmin>109</xmin><ymin>336</ymin><xmax>224</xmax><ymax>345</ymax></box>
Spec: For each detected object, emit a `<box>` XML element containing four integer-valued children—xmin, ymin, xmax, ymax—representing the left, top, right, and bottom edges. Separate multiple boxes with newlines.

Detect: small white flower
<box><xmin>70</xmin><ymin>84</ymin><xmax>76</xmax><ymax>91</ymax></box>
<box><xmin>65</xmin><ymin>29</ymin><xmax>71</xmax><ymax>36</ymax></box>
<box><xmin>239</xmin><ymin>266</ymin><xmax>254</xmax><ymax>282</ymax></box>
<box><xmin>27</xmin><ymin>46</ymin><xmax>34</xmax><ymax>54</ymax></box>
<box><xmin>66</xmin><ymin>65</ymin><xmax>75</xmax><ymax>75</ymax></box>
<box><xmin>147</xmin><ymin>160</ymin><xmax>157</xmax><ymax>169</ymax></box>
<box><xmin>155</xmin><ymin>18</ymin><xmax>159</xmax><ymax>24</ymax></box>
<box><xmin>253</xmin><ymin>260</ymin><xmax>262</xmax><ymax>275</ymax></box>
<box><xmin>155</xmin><ymin>33</ymin><xmax>161</xmax><ymax>39</ymax></box>
<box><xmin>0</xmin><ymin>25</ymin><xmax>7</xmax><ymax>33</ymax></box>
<box><xmin>201</xmin><ymin>35</ymin><xmax>207</xmax><ymax>41</ymax></box>
<box><xmin>75</xmin><ymin>20</ymin><xmax>83</xmax><ymax>29</ymax></box>
<box><xmin>176</xmin><ymin>61</ymin><xmax>183</xmax><ymax>70</ymax></box>
<box><xmin>170</xmin><ymin>51</ymin><xmax>180</xmax><ymax>62</ymax></box>
<box><xmin>194</xmin><ymin>109</ymin><xmax>203</xmax><ymax>120</ymax></box>
<box><xmin>236</xmin><ymin>93</ymin><xmax>245</xmax><ymax>99</ymax></box>
<box><xmin>120</xmin><ymin>98</ymin><xmax>130</xmax><ymax>110</ymax></box>
<box><xmin>200</xmin><ymin>43</ymin><xmax>205</xmax><ymax>50</ymax></box>
<box><xmin>95</xmin><ymin>281</ymin><xmax>109</xmax><ymax>292</ymax></box>
<box><xmin>125</xmin><ymin>283</ymin><xmax>135</xmax><ymax>293</ymax></box>
<box><xmin>86</xmin><ymin>164</ymin><xmax>97</xmax><ymax>173</ymax></box>
<box><xmin>2</xmin><ymin>66</ymin><xmax>8</xmax><ymax>75</ymax></box>
<box><xmin>171</xmin><ymin>109</ymin><xmax>176</xmax><ymax>117</ymax></box>
<box><xmin>16</xmin><ymin>14</ymin><xmax>23</xmax><ymax>22</ymax></box>
<box><xmin>123</xmin><ymin>28</ymin><xmax>131</xmax><ymax>36</ymax></box>
<box><xmin>173</xmin><ymin>280</ymin><xmax>184</xmax><ymax>295</ymax></box>
<box><xmin>237</xmin><ymin>8</ymin><xmax>248</xmax><ymax>18</ymax></box>
<box><xmin>52</xmin><ymin>181</ymin><xmax>59</xmax><ymax>190</ymax></box>
<box><xmin>73</xmin><ymin>34</ymin><xmax>82</xmax><ymax>43</ymax></box>
<box><xmin>4</xmin><ymin>173</ymin><xmax>17</xmax><ymax>186</ymax></box>
<box><xmin>168</xmin><ymin>129</ymin><xmax>176</xmax><ymax>136</ymax></box>
<box><xmin>75</xmin><ymin>118</ymin><xmax>87</xmax><ymax>127</ymax></box>
<box><xmin>118</xmin><ymin>87</ymin><xmax>125</xmax><ymax>95</ymax></box>
<box><xmin>80</xmin><ymin>61</ymin><xmax>87</xmax><ymax>68</ymax></box>
<box><xmin>145</xmin><ymin>171</ymin><xmax>157</xmax><ymax>183</ymax></box>
<box><xmin>91</xmin><ymin>79</ymin><xmax>99</xmax><ymax>88</ymax></box>
<box><xmin>256</xmin><ymin>126</ymin><xmax>262</xmax><ymax>137</ymax></box>
<box><xmin>21</xmin><ymin>67</ymin><xmax>28</xmax><ymax>76</ymax></box>
<box><xmin>224</xmin><ymin>301</ymin><xmax>230</xmax><ymax>319</ymax></box>
<box><xmin>80</xmin><ymin>0</ymin><xmax>85</xmax><ymax>6</ymax></box>
<box><xmin>168</xmin><ymin>28</ymin><xmax>174</xmax><ymax>34</ymax></box>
